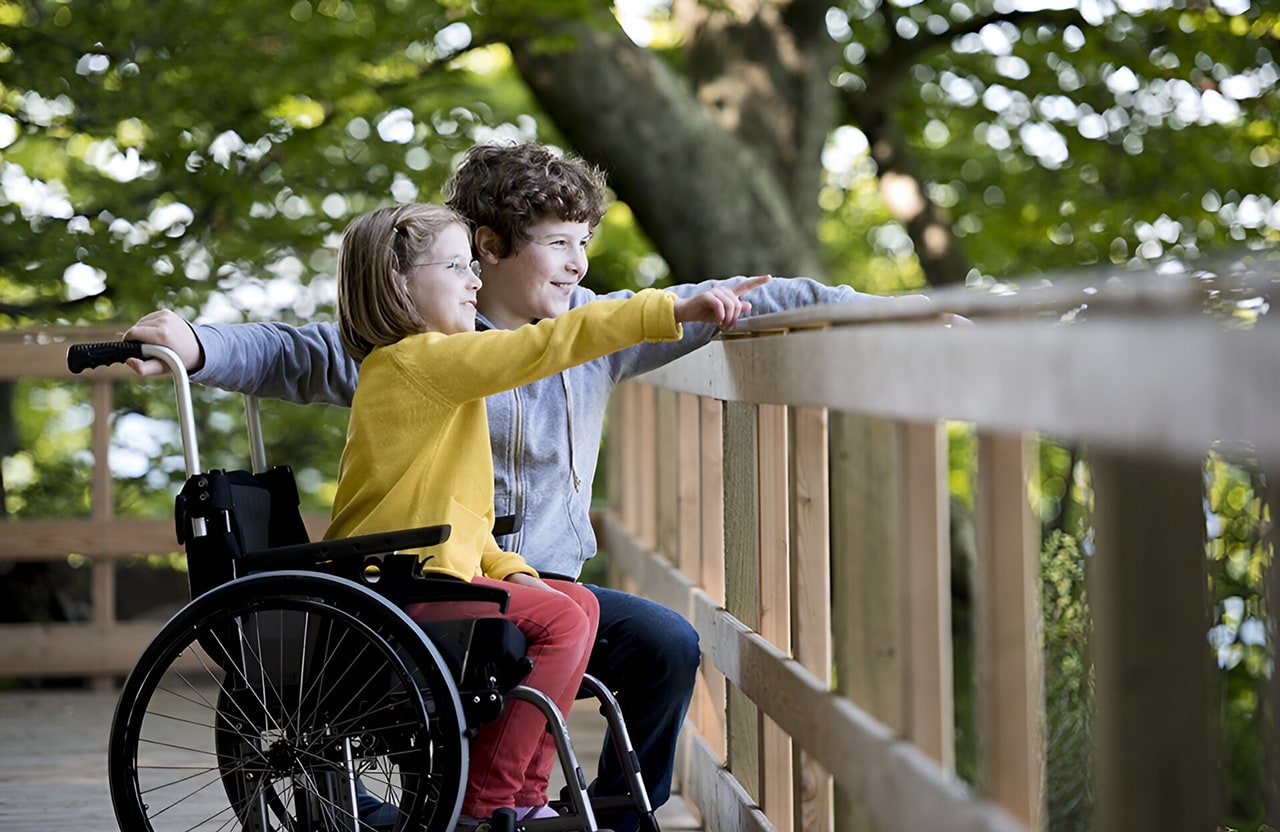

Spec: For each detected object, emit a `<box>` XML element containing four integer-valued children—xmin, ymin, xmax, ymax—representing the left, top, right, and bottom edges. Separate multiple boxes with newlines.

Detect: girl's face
<box><xmin>404</xmin><ymin>223</ymin><xmax>483</xmax><ymax>335</ymax></box>
<box><xmin>474</xmin><ymin>217</ymin><xmax>592</xmax><ymax>330</ymax></box>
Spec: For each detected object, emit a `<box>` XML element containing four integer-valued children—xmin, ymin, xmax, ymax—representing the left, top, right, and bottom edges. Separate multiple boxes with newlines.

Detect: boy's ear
<box><xmin>473</xmin><ymin>226</ymin><xmax>503</xmax><ymax>263</ymax></box>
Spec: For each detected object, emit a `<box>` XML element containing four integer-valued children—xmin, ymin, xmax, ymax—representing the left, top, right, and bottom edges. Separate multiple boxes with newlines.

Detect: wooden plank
<box><xmin>723</xmin><ymin>400</ymin><xmax>761</xmax><ymax>802</ymax></box>
<box><xmin>0</xmin><ymin>621</ymin><xmax>169</xmax><ymax>677</ymax></box>
<box><xmin>676</xmin><ymin>392</ymin><xmax>702</xmax><ymax>580</ymax></box>
<box><xmin>686</xmin><ymin>735</ymin><xmax>776</xmax><ymax>832</ymax></box>
<box><xmin>829</xmin><ymin>410</ymin><xmax>900</xmax><ymax>831</ymax></box>
<box><xmin>655</xmin><ymin>387</ymin><xmax>679</xmax><ymax>563</ymax></box>
<box><xmin>789</xmin><ymin>406</ymin><xmax>833</xmax><ymax>832</ymax></box>
<box><xmin>974</xmin><ymin>431</ymin><xmax>1044</xmax><ymax>827</ymax></box>
<box><xmin>897</xmin><ymin>420</ymin><xmax>954</xmax><ymax>769</ymax></box>
<box><xmin>635</xmin><ymin>383</ymin><xmax>658</xmax><ymax>549</ymax></box>
<box><xmin>0</xmin><ymin>326</ymin><xmax>127</xmax><ymax>380</ymax></box>
<box><xmin>829</xmin><ymin>411</ymin><xmax>902</xmax><ymax>726</ymax></box>
<box><xmin>638</xmin><ymin>318</ymin><xmax>1280</xmax><ymax>460</ymax></box>
<box><xmin>90</xmin><ymin>380</ymin><xmax>113</xmax><ymax>521</ymax></box>
<box><xmin>699</xmin><ymin>396</ymin><xmax>729</xmax><ymax>761</ymax></box>
<box><xmin>757</xmin><ymin>403</ymin><xmax>793</xmax><ymax>831</ymax></box>
<box><xmin>1089</xmin><ymin>449</ymin><xmax>1218</xmax><ymax>832</ymax></box>
<box><xmin>0</xmin><ymin>515</ymin><xmax>332</xmax><ymax>560</ymax></box>
<box><xmin>617</xmin><ymin>382</ymin><xmax>640</xmax><ymax>533</ymax></box>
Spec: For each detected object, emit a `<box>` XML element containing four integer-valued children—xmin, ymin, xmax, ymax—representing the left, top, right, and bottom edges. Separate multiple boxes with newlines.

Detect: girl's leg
<box><xmin>407</xmin><ymin>576</ymin><xmax>597</xmax><ymax>817</ymax></box>
<box><xmin>512</xmin><ymin>579</ymin><xmax>600</xmax><ymax>808</ymax></box>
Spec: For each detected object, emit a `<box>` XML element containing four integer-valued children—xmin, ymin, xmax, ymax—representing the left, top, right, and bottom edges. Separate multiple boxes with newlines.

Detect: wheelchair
<box><xmin>69</xmin><ymin>341</ymin><xmax>660</xmax><ymax>832</ymax></box>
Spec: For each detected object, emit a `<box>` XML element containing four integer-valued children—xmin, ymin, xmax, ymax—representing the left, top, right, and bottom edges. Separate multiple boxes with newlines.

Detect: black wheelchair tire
<box><xmin>108</xmin><ymin>571</ymin><xmax>468</xmax><ymax>832</ymax></box>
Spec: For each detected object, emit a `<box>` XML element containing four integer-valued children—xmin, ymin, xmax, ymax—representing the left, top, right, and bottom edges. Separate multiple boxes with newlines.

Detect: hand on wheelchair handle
<box><xmin>121</xmin><ymin>309</ymin><xmax>205</xmax><ymax>376</ymax></box>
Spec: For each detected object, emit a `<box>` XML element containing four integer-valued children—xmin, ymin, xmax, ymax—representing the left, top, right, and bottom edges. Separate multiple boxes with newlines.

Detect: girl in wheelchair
<box><xmin>328</xmin><ymin>202</ymin><xmax>764</xmax><ymax>828</ymax></box>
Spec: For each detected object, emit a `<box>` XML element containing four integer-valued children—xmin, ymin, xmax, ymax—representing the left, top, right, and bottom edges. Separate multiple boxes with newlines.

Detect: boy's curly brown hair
<box><xmin>444</xmin><ymin>142</ymin><xmax>608</xmax><ymax>258</ymax></box>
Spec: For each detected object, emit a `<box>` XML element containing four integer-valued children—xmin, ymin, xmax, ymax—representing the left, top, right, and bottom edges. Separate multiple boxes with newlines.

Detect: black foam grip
<box><xmin>66</xmin><ymin>341</ymin><xmax>144</xmax><ymax>374</ymax></box>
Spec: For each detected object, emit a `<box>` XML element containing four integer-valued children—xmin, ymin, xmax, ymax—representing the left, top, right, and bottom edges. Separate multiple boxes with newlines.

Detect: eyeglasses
<box><xmin>413</xmin><ymin>258</ymin><xmax>482</xmax><ymax>276</ymax></box>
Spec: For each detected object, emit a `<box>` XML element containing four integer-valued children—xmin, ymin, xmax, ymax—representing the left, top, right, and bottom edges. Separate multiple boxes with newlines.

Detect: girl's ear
<box><xmin>473</xmin><ymin>226</ymin><xmax>503</xmax><ymax>264</ymax></box>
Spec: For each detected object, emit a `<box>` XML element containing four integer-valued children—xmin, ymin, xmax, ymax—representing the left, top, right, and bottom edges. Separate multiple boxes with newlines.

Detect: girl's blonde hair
<box><xmin>336</xmin><ymin>203</ymin><xmax>468</xmax><ymax>361</ymax></box>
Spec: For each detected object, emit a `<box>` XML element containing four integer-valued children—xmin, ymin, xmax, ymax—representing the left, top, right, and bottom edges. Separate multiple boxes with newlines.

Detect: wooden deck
<box><xmin>0</xmin><ymin>687</ymin><xmax>700</xmax><ymax>832</ymax></box>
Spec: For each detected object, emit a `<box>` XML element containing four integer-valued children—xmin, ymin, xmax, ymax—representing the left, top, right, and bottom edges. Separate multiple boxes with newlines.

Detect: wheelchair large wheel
<box><xmin>109</xmin><ymin>571</ymin><xmax>467</xmax><ymax>832</ymax></box>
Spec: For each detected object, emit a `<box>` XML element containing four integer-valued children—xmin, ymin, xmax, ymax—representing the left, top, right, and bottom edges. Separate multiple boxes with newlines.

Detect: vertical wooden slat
<box><xmin>616</xmin><ymin>382</ymin><xmax>638</xmax><ymax>532</ymax></box>
<box><xmin>655</xmin><ymin>387</ymin><xmax>679</xmax><ymax>563</ymax></box>
<box><xmin>90</xmin><ymin>379</ymin><xmax>115</xmax><ymax>690</ymax></box>
<box><xmin>790</xmin><ymin>406</ymin><xmax>833</xmax><ymax>832</ymax></box>
<box><xmin>700</xmin><ymin>396</ymin><xmax>729</xmax><ymax>761</ymax></box>
<box><xmin>974</xmin><ymin>431</ymin><xmax>1044</xmax><ymax>828</ymax></box>
<box><xmin>723</xmin><ymin>400</ymin><xmax>761</xmax><ymax>802</ymax></box>
<box><xmin>635</xmin><ymin>384</ymin><xmax>658</xmax><ymax>550</ymax></box>
<box><xmin>676</xmin><ymin>392</ymin><xmax>703</xmax><ymax>581</ymax></box>
<box><xmin>758</xmin><ymin>403</ymin><xmax>793</xmax><ymax>831</ymax></box>
<box><xmin>829</xmin><ymin>411</ymin><xmax>901</xmax><ymax>830</ymax></box>
<box><xmin>1089</xmin><ymin>449</ymin><xmax>1217</xmax><ymax>832</ymax></box>
<box><xmin>897</xmin><ymin>420</ymin><xmax>954</xmax><ymax>770</ymax></box>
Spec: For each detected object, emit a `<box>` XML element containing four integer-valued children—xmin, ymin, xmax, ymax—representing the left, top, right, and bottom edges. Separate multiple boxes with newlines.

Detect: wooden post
<box><xmin>758</xmin><ymin>403</ymin><xmax>793</xmax><ymax>831</ymax></box>
<box><xmin>974</xmin><ymin>431</ymin><xmax>1044</xmax><ymax>828</ymax></box>
<box><xmin>723</xmin><ymin>400</ymin><xmax>761</xmax><ymax>802</ymax></box>
<box><xmin>635</xmin><ymin>383</ymin><xmax>658</xmax><ymax>551</ymax></box>
<box><xmin>676</xmin><ymin>392</ymin><xmax>703</xmax><ymax>580</ymax></box>
<box><xmin>829</xmin><ymin>411</ymin><xmax>901</xmax><ymax>830</ymax></box>
<box><xmin>790</xmin><ymin>406</ymin><xmax>833</xmax><ymax>832</ymax></box>
<box><xmin>1089</xmin><ymin>448</ymin><xmax>1218</xmax><ymax>832</ymax></box>
<box><xmin>90</xmin><ymin>378</ymin><xmax>116</xmax><ymax>691</ymax></box>
<box><xmin>700</xmin><ymin>396</ymin><xmax>729</xmax><ymax>761</ymax></box>
<box><xmin>897</xmin><ymin>420</ymin><xmax>954</xmax><ymax>770</ymax></box>
<box><xmin>656</xmin><ymin>387</ymin><xmax>679</xmax><ymax>563</ymax></box>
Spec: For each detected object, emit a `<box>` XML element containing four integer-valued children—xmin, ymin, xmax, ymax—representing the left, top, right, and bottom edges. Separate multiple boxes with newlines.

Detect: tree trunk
<box><xmin>508</xmin><ymin>7</ymin><xmax>830</xmax><ymax>284</ymax></box>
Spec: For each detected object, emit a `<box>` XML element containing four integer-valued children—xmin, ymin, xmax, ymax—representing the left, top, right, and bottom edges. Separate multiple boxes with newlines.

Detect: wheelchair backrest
<box><xmin>176</xmin><ymin>465</ymin><xmax>311</xmax><ymax>599</ymax></box>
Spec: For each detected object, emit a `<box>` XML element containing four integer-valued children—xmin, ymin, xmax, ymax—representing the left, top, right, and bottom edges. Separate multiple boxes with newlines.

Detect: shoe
<box><xmin>515</xmin><ymin>804</ymin><xmax>561</xmax><ymax>820</ymax></box>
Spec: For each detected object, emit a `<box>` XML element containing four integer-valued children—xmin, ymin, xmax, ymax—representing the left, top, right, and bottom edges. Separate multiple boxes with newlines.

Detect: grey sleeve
<box><xmin>190</xmin><ymin>320</ymin><xmax>359</xmax><ymax>406</ymax></box>
<box><xmin>598</xmin><ymin>275</ymin><xmax>883</xmax><ymax>382</ymax></box>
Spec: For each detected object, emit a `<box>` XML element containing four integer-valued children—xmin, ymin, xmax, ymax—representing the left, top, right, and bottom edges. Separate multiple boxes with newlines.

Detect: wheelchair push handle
<box><xmin>66</xmin><ymin>340</ymin><xmax>202</xmax><ymax>478</ymax></box>
<box><xmin>66</xmin><ymin>340</ymin><xmax>148</xmax><ymax>374</ymax></box>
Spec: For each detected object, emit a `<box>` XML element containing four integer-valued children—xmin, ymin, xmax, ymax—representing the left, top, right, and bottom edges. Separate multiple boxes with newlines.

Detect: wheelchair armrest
<box><xmin>492</xmin><ymin>514</ymin><xmax>521</xmax><ymax>536</ymax></box>
<box><xmin>239</xmin><ymin>524</ymin><xmax>451</xmax><ymax>572</ymax></box>
<box><xmin>403</xmin><ymin>571</ymin><xmax>512</xmax><ymax>613</ymax></box>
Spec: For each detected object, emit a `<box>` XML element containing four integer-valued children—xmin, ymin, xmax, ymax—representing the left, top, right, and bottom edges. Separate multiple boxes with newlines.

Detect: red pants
<box><xmin>407</xmin><ymin>577</ymin><xmax>599</xmax><ymax>815</ymax></box>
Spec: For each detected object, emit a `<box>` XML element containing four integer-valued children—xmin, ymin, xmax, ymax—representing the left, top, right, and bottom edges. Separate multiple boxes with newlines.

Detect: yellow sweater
<box><xmin>325</xmin><ymin>289</ymin><xmax>682</xmax><ymax>581</ymax></box>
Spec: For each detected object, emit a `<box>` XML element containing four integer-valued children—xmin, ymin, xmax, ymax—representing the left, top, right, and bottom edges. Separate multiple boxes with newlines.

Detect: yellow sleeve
<box><xmin>480</xmin><ymin>535</ymin><xmax>539</xmax><ymax>581</ymax></box>
<box><xmin>390</xmin><ymin>288</ymin><xmax>681</xmax><ymax>405</ymax></box>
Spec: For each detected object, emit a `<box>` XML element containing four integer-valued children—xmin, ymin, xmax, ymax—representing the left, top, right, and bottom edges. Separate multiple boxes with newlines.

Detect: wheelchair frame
<box><xmin>68</xmin><ymin>341</ymin><xmax>659</xmax><ymax>832</ymax></box>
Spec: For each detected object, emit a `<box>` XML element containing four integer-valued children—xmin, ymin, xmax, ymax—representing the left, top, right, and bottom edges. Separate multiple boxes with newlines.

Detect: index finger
<box><xmin>732</xmin><ymin>274</ymin><xmax>772</xmax><ymax>296</ymax></box>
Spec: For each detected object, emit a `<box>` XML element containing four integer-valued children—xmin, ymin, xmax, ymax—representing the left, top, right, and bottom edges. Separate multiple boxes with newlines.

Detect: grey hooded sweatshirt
<box><xmin>190</xmin><ymin>276</ymin><xmax>877</xmax><ymax>579</ymax></box>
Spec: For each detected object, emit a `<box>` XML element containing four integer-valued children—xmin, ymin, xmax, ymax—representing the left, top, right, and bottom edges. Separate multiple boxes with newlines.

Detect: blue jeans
<box><xmin>582</xmin><ymin>584</ymin><xmax>701</xmax><ymax>831</ymax></box>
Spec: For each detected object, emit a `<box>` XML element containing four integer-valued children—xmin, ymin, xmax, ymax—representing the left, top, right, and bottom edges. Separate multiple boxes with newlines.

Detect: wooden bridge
<box><xmin>2</xmin><ymin>255</ymin><xmax>1279</xmax><ymax>831</ymax></box>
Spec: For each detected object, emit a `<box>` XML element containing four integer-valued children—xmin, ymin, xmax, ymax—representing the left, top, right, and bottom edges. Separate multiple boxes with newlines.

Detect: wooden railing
<box><xmin>594</xmin><ymin>261</ymin><xmax>1280</xmax><ymax>832</ymax></box>
<box><xmin>0</xmin><ymin>327</ymin><xmax>329</xmax><ymax>688</ymax></box>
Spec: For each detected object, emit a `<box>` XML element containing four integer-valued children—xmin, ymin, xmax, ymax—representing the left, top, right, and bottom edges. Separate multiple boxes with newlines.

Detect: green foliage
<box><xmin>1041</xmin><ymin>528</ymin><xmax>1093</xmax><ymax>832</ymax></box>
<box><xmin>1204</xmin><ymin>446</ymin><xmax>1273</xmax><ymax>827</ymax></box>
<box><xmin>835</xmin><ymin>0</ymin><xmax>1279</xmax><ymax>278</ymax></box>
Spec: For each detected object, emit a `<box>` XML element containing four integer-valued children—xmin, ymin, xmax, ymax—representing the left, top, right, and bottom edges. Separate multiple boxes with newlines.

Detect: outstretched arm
<box><xmin>122</xmin><ymin>310</ymin><xmax>360</xmax><ymax>406</ymax></box>
<box><xmin>592</xmin><ymin>273</ymin><xmax>884</xmax><ymax>382</ymax></box>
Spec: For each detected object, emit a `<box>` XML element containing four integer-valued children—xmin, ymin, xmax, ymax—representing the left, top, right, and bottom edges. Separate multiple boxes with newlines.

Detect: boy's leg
<box><xmin>583</xmin><ymin>585</ymin><xmax>700</xmax><ymax>828</ymax></box>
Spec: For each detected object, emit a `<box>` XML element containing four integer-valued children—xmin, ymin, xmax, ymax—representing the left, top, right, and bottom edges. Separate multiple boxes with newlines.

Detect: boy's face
<box><xmin>404</xmin><ymin>223</ymin><xmax>482</xmax><ymax>335</ymax></box>
<box><xmin>475</xmin><ymin>217</ymin><xmax>592</xmax><ymax>329</ymax></box>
